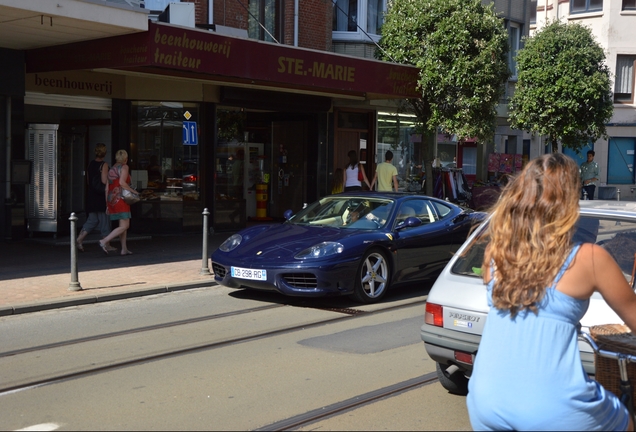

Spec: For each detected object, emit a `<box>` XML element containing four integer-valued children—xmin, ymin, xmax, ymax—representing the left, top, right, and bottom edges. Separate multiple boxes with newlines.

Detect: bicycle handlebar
<box><xmin>580</xmin><ymin>332</ymin><xmax>636</xmax><ymax>363</ymax></box>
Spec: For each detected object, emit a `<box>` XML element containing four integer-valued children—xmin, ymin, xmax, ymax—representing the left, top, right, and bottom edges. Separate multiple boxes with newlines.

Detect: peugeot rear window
<box><xmin>451</xmin><ymin>216</ymin><xmax>636</xmax><ymax>280</ymax></box>
<box><xmin>450</xmin><ymin>222</ymin><xmax>488</xmax><ymax>278</ymax></box>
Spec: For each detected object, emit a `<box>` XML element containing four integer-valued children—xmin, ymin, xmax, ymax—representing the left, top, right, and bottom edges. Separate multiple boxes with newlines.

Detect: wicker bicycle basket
<box><xmin>590</xmin><ymin>324</ymin><xmax>636</xmax><ymax>405</ymax></box>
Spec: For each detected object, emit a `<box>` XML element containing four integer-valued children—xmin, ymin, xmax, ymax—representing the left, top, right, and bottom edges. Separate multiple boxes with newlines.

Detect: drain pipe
<box><xmin>294</xmin><ymin>0</ymin><xmax>299</xmax><ymax>46</ymax></box>
<box><xmin>4</xmin><ymin>96</ymin><xmax>11</xmax><ymax>241</ymax></box>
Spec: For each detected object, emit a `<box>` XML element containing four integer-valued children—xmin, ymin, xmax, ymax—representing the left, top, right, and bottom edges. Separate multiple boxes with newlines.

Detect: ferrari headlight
<box><xmin>295</xmin><ymin>242</ymin><xmax>344</xmax><ymax>259</ymax></box>
<box><xmin>219</xmin><ymin>234</ymin><xmax>242</xmax><ymax>252</ymax></box>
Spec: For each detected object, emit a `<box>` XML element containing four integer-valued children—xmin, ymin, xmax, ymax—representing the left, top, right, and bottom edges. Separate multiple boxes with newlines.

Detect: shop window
<box><xmin>608</xmin><ymin>138</ymin><xmax>636</xmax><ymax>184</ymax></box>
<box><xmin>570</xmin><ymin>0</ymin><xmax>603</xmax><ymax>13</ymax></box>
<box><xmin>623</xmin><ymin>0</ymin><xmax>636</xmax><ymax>10</ymax></box>
<box><xmin>461</xmin><ymin>147</ymin><xmax>476</xmax><ymax>176</ymax></box>
<box><xmin>130</xmin><ymin>102</ymin><xmax>201</xmax><ymax>232</ymax></box>
<box><xmin>438</xmin><ymin>143</ymin><xmax>456</xmax><ymax>167</ymax></box>
<box><xmin>333</xmin><ymin>0</ymin><xmax>386</xmax><ymax>41</ymax></box>
<box><xmin>615</xmin><ymin>55</ymin><xmax>636</xmax><ymax>103</ymax></box>
<box><xmin>248</xmin><ymin>0</ymin><xmax>282</xmax><ymax>43</ymax></box>
<box><xmin>377</xmin><ymin>112</ymin><xmax>419</xmax><ymax>181</ymax></box>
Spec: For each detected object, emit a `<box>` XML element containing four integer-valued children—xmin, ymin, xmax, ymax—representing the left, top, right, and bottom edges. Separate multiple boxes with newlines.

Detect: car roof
<box><xmin>579</xmin><ymin>200</ymin><xmax>636</xmax><ymax>218</ymax></box>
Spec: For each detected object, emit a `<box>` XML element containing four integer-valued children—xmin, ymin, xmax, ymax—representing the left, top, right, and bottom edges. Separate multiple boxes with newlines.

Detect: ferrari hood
<box><xmin>232</xmin><ymin>223</ymin><xmax>354</xmax><ymax>260</ymax></box>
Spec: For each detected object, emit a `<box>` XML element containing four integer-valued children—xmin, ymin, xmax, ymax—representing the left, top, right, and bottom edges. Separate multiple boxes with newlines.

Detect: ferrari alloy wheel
<box><xmin>352</xmin><ymin>249</ymin><xmax>390</xmax><ymax>303</ymax></box>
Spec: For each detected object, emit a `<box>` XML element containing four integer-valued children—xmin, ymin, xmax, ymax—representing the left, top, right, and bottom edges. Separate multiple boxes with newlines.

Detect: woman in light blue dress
<box><xmin>467</xmin><ymin>153</ymin><xmax>636</xmax><ymax>431</ymax></box>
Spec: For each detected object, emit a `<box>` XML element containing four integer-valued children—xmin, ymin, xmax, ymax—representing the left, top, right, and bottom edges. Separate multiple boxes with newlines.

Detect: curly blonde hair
<box><xmin>483</xmin><ymin>153</ymin><xmax>580</xmax><ymax>316</ymax></box>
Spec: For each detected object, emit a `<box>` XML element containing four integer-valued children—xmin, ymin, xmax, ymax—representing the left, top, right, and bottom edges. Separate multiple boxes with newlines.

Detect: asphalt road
<box><xmin>0</xmin><ymin>284</ymin><xmax>471</xmax><ymax>431</ymax></box>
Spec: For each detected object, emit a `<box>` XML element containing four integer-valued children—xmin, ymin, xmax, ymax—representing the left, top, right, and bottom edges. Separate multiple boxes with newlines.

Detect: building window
<box><xmin>570</xmin><ymin>0</ymin><xmax>603</xmax><ymax>14</ymax></box>
<box><xmin>530</xmin><ymin>0</ymin><xmax>537</xmax><ymax>24</ymax></box>
<box><xmin>615</xmin><ymin>55</ymin><xmax>636</xmax><ymax>103</ymax></box>
<box><xmin>367</xmin><ymin>0</ymin><xmax>383</xmax><ymax>35</ymax></box>
<box><xmin>508</xmin><ymin>22</ymin><xmax>521</xmax><ymax>80</ymax></box>
<box><xmin>333</xmin><ymin>0</ymin><xmax>358</xmax><ymax>32</ymax></box>
<box><xmin>333</xmin><ymin>0</ymin><xmax>385</xmax><ymax>41</ymax></box>
<box><xmin>623</xmin><ymin>0</ymin><xmax>636</xmax><ymax>10</ymax></box>
<box><xmin>248</xmin><ymin>0</ymin><xmax>282</xmax><ymax>42</ymax></box>
<box><xmin>608</xmin><ymin>138</ymin><xmax>636</xmax><ymax>184</ymax></box>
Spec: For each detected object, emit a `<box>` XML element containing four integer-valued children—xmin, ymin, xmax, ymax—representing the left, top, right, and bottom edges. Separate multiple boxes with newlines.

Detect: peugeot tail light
<box><xmin>425</xmin><ymin>303</ymin><xmax>443</xmax><ymax>327</ymax></box>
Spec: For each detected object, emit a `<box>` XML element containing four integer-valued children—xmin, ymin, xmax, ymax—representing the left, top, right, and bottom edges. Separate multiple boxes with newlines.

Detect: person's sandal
<box><xmin>99</xmin><ymin>241</ymin><xmax>109</xmax><ymax>255</ymax></box>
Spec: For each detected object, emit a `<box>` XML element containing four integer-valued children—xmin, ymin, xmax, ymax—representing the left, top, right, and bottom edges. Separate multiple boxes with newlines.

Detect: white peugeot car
<box><xmin>421</xmin><ymin>200</ymin><xmax>636</xmax><ymax>395</ymax></box>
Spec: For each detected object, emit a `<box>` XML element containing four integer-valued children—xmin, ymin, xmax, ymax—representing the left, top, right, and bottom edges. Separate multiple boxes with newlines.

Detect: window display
<box><xmin>130</xmin><ymin>101</ymin><xmax>201</xmax><ymax>231</ymax></box>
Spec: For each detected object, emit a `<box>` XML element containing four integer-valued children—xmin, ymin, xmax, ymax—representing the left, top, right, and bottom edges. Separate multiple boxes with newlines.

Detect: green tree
<box><xmin>378</xmin><ymin>0</ymin><xmax>510</xmax><ymax>141</ymax></box>
<box><xmin>509</xmin><ymin>20</ymin><xmax>613</xmax><ymax>153</ymax></box>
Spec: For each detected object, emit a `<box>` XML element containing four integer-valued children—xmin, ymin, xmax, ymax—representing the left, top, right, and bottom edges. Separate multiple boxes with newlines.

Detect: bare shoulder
<box><xmin>566</xmin><ymin>242</ymin><xmax>627</xmax><ymax>296</ymax></box>
<box><xmin>574</xmin><ymin>242</ymin><xmax>615</xmax><ymax>265</ymax></box>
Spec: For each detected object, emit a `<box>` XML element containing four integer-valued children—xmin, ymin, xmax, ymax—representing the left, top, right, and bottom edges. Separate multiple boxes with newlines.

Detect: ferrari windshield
<box><xmin>288</xmin><ymin>196</ymin><xmax>395</xmax><ymax>230</ymax></box>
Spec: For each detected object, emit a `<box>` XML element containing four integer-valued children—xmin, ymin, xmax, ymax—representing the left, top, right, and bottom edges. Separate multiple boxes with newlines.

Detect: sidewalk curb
<box><xmin>0</xmin><ymin>280</ymin><xmax>218</xmax><ymax>317</ymax></box>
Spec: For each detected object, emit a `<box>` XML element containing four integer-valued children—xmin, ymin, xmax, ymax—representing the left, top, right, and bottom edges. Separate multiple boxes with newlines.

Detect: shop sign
<box><xmin>26</xmin><ymin>22</ymin><xmax>420</xmax><ymax>99</ymax></box>
<box><xmin>25</xmin><ymin>71</ymin><xmax>125</xmax><ymax>98</ymax></box>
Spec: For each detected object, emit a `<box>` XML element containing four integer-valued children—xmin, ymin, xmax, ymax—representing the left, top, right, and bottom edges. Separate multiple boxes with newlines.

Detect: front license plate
<box><xmin>231</xmin><ymin>266</ymin><xmax>267</xmax><ymax>281</ymax></box>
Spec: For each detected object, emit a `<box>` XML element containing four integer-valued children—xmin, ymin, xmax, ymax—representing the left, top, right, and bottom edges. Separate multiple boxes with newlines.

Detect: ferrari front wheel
<box><xmin>352</xmin><ymin>249</ymin><xmax>391</xmax><ymax>303</ymax></box>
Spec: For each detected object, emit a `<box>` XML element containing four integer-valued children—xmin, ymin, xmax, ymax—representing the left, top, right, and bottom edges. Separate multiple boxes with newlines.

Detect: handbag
<box><xmin>358</xmin><ymin>164</ymin><xmax>364</xmax><ymax>181</ymax></box>
<box><xmin>122</xmin><ymin>188</ymin><xmax>140</xmax><ymax>205</ymax></box>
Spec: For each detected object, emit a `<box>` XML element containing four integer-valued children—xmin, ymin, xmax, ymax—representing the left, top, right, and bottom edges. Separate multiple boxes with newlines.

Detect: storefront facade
<box><xmin>7</xmin><ymin>21</ymin><xmax>418</xmax><ymax>238</ymax></box>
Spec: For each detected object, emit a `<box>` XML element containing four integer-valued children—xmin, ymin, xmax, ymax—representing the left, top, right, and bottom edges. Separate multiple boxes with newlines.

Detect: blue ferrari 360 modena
<box><xmin>211</xmin><ymin>192</ymin><xmax>485</xmax><ymax>303</ymax></box>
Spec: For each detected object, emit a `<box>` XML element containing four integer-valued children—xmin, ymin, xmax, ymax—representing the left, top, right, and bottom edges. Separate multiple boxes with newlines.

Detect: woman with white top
<box><xmin>344</xmin><ymin>150</ymin><xmax>371</xmax><ymax>191</ymax></box>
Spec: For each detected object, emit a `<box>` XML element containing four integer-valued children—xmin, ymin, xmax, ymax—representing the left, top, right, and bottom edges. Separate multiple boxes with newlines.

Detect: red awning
<box><xmin>26</xmin><ymin>21</ymin><xmax>420</xmax><ymax>100</ymax></box>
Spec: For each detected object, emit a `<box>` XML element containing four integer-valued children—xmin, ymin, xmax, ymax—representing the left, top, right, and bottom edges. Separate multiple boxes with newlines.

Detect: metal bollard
<box><xmin>200</xmin><ymin>208</ymin><xmax>211</xmax><ymax>275</ymax></box>
<box><xmin>68</xmin><ymin>213</ymin><xmax>82</xmax><ymax>291</ymax></box>
<box><xmin>617</xmin><ymin>188</ymin><xmax>621</xmax><ymax>201</ymax></box>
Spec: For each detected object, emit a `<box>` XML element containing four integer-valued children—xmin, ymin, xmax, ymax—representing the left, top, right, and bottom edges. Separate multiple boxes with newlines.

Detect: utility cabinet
<box><xmin>26</xmin><ymin>124</ymin><xmax>58</xmax><ymax>234</ymax></box>
<box><xmin>26</xmin><ymin>124</ymin><xmax>85</xmax><ymax>237</ymax></box>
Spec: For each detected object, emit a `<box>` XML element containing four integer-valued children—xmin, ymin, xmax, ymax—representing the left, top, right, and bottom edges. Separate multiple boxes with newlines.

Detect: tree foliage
<box><xmin>508</xmin><ymin>20</ymin><xmax>613</xmax><ymax>153</ymax></box>
<box><xmin>378</xmin><ymin>0</ymin><xmax>510</xmax><ymax>141</ymax></box>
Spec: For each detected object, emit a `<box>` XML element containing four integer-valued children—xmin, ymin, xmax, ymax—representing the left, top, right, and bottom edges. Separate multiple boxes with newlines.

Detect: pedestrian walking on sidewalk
<box><xmin>100</xmin><ymin>149</ymin><xmax>139</xmax><ymax>256</ymax></box>
<box><xmin>371</xmin><ymin>151</ymin><xmax>399</xmax><ymax>192</ymax></box>
<box><xmin>344</xmin><ymin>150</ymin><xmax>371</xmax><ymax>191</ymax></box>
<box><xmin>76</xmin><ymin>143</ymin><xmax>115</xmax><ymax>252</ymax></box>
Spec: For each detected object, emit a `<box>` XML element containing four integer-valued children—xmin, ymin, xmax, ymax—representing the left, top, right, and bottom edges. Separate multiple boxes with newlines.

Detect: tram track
<box><xmin>0</xmin><ymin>303</ymin><xmax>286</xmax><ymax>359</ymax></box>
<box><xmin>0</xmin><ymin>299</ymin><xmax>427</xmax><ymax>396</ymax></box>
<box><xmin>254</xmin><ymin>372</ymin><xmax>439</xmax><ymax>431</ymax></box>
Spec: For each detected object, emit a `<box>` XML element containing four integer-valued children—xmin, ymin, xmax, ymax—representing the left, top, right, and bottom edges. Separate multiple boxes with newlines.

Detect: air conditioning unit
<box><xmin>158</xmin><ymin>2</ymin><xmax>195</xmax><ymax>28</ymax></box>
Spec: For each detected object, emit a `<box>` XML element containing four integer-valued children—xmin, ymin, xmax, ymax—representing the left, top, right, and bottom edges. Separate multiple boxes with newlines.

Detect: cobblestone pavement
<box><xmin>0</xmin><ymin>231</ymin><xmax>231</xmax><ymax>315</ymax></box>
